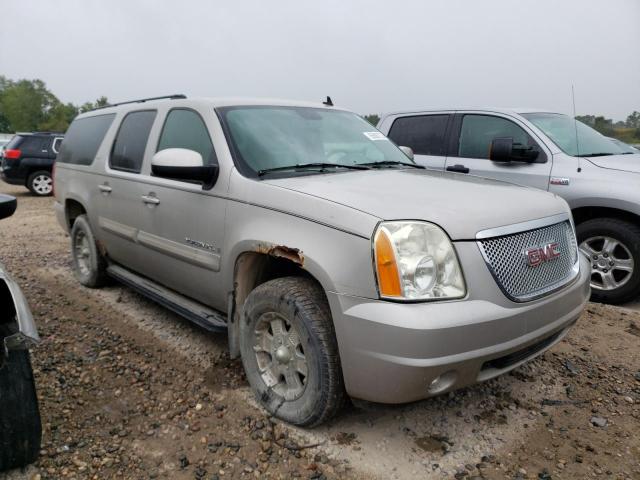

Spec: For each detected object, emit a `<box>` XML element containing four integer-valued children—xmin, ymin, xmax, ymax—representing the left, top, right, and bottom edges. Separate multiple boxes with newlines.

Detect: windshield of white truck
<box><xmin>523</xmin><ymin>113</ymin><xmax>625</xmax><ymax>157</ymax></box>
<box><xmin>218</xmin><ymin>106</ymin><xmax>420</xmax><ymax>177</ymax></box>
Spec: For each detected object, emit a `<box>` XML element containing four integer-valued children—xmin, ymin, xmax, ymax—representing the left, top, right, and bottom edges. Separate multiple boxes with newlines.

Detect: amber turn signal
<box><xmin>374</xmin><ymin>228</ymin><xmax>402</xmax><ymax>297</ymax></box>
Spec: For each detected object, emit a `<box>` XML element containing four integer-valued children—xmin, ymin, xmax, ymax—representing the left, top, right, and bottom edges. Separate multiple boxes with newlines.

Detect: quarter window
<box><xmin>52</xmin><ymin>137</ymin><xmax>63</xmax><ymax>154</ymax></box>
<box><xmin>458</xmin><ymin>115</ymin><xmax>541</xmax><ymax>160</ymax></box>
<box><xmin>57</xmin><ymin>114</ymin><xmax>115</xmax><ymax>166</ymax></box>
<box><xmin>110</xmin><ymin>110</ymin><xmax>157</xmax><ymax>173</ymax></box>
<box><xmin>388</xmin><ymin>115</ymin><xmax>449</xmax><ymax>156</ymax></box>
<box><xmin>157</xmin><ymin>109</ymin><xmax>216</xmax><ymax>165</ymax></box>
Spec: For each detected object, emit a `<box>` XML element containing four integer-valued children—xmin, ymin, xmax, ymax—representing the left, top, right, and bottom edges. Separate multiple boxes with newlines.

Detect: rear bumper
<box><xmin>328</xmin><ymin>254</ymin><xmax>590</xmax><ymax>404</ymax></box>
<box><xmin>0</xmin><ymin>168</ymin><xmax>25</xmax><ymax>185</ymax></box>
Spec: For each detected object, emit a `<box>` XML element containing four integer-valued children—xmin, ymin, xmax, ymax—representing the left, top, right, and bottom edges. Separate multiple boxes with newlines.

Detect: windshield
<box><xmin>523</xmin><ymin>113</ymin><xmax>626</xmax><ymax>157</ymax></box>
<box><xmin>608</xmin><ymin>137</ymin><xmax>637</xmax><ymax>154</ymax></box>
<box><xmin>218</xmin><ymin>106</ymin><xmax>413</xmax><ymax>176</ymax></box>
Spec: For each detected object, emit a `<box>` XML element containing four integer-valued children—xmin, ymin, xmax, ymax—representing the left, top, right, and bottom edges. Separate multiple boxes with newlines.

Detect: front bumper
<box><xmin>328</xmin><ymin>252</ymin><xmax>590</xmax><ymax>404</ymax></box>
<box><xmin>0</xmin><ymin>263</ymin><xmax>39</xmax><ymax>354</ymax></box>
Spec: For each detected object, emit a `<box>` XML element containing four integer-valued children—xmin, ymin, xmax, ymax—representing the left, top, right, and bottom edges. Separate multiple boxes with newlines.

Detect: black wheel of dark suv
<box><xmin>0</xmin><ymin>347</ymin><xmax>42</xmax><ymax>471</ymax></box>
<box><xmin>239</xmin><ymin>276</ymin><xmax>346</xmax><ymax>427</ymax></box>
<box><xmin>577</xmin><ymin>217</ymin><xmax>640</xmax><ymax>304</ymax></box>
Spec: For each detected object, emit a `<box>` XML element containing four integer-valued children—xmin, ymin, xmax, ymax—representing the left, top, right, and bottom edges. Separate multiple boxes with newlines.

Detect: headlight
<box><xmin>373</xmin><ymin>221</ymin><xmax>466</xmax><ymax>301</ymax></box>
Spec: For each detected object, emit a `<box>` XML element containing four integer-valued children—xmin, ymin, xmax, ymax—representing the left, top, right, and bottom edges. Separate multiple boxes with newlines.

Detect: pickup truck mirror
<box><xmin>489</xmin><ymin>138</ymin><xmax>539</xmax><ymax>163</ymax></box>
<box><xmin>399</xmin><ymin>146</ymin><xmax>414</xmax><ymax>161</ymax></box>
<box><xmin>151</xmin><ymin>148</ymin><xmax>219</xmax><ymax>190</ymax></box>
<box><xmin>0</xmin><ymin>194</ymin><xmax>17</xmax><ymax>220</ymax></box>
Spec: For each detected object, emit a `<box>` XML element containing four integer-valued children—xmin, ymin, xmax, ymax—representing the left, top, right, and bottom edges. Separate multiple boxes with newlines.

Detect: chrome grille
<box><xmin>478</xmin><ymin>220</ymin><xmax>579</xmax><ymax>301</ymax></box>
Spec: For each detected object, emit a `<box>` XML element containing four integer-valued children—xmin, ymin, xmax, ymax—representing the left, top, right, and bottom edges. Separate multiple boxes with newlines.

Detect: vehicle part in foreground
<box><xmin>0</xmin><ymin>194</ymin><xmax>41</xmax><ymax>471</ymax></box>
<box><xmin>54</xmin><ymin>96</ymin><xmax>590</xmax><ymax>425</ymax></box>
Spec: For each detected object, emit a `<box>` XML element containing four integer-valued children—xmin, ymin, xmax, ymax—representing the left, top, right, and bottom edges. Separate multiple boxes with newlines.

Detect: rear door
<box><xmin>385</xmin><ymin>113</ymin><xmax>452</xmax><ymax>170</ymax></box>
<box><xmin>97</xmin><ymin>110</ymin><xmax>157</xmax><ymax>274</ymax></box>
<box><xmin>444</xmin><ymin>112</ymin><xmax>552</xmax><ymax>189</ymax></box>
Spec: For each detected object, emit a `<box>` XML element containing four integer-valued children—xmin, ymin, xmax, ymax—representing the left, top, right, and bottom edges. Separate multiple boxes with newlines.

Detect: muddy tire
<box><xmin>71</xmin><ymin>214</ymin><xmax>108</xmax><ymax>288</ymax></box>
<box><xmin>577</xmin><ymin>217</ymin><xmax>640</xmax><ymax>304</ymax></box>
<box><xmin>0</xmin><ymin>349</ymin><xmax>41</xmax><ymax>471</ymax></box>
<box><xmin>26</xmin><ymin>170</ymin><xmax>53</xmax><ymax>196</ymax></box>
<box><xmin>239</xmin><ymin>277</ymin><xmax>346</xmax><ymax>426</ymax></box>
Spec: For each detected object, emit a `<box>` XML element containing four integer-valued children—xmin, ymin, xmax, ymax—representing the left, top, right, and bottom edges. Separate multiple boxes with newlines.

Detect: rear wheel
<box><xmin>0</xmin><ymin>348</ymin><xmax>41</xmax><ymax>471</ymax></box>
<box><xmin>239</xmin><ymin>277</ymin><xmax>345</xmax><ymax>426</ymax></box>
<box><xmin>577</xmin><ymin>217</ymin><xmax>640</xmax><ymax>304</ymax></box>
<box><xmin>71</xmin><ymin>214</ymin><xmax>108</xmax><ymax>288</ymax></box>
<box><xmin>27</xmin><ymin>170</ymin><xmax>53</xmax><ymax>196</ymax></box>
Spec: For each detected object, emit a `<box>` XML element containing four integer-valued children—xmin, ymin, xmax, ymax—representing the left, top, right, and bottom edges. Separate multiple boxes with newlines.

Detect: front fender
<box><xmin>222</xmin><ymin>201</ymin><xmax>378</xmax><ymax>299</ymax></box>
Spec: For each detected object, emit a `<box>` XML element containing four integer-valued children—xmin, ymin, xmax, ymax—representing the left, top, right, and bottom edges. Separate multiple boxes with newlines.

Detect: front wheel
<box><xmin>577</xmin><ymin>217</ymin><xmax>640</xmax><ymax>304</ymax></box>
<box><xmin>239</xmin><ymin>277</ymin><xmax>346</xmax><ymax>426</ymax></box>
<box><xmin>27</xmin><ymin>170</ymin><xmax>53</xmax><ymax>196</ymax></box>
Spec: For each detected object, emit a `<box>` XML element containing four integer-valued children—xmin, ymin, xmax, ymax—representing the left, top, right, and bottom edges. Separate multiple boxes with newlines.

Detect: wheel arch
<box><xmin>227</xmin><ymin>246</ymin><xmax>330</xmax><ymax>359</ymax></box>
<box><xmin>572</xmin><ymin>206</ymin><xmax>640</xmax><ymax>227</ymax></box>
<box><xmin>64</xmin><ymin>198</ymin><xmax>88</xmax><ymax>230</ymax></box>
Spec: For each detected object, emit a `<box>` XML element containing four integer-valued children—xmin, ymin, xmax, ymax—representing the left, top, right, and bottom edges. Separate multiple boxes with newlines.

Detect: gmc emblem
<box><xmin>524</xmin><ymin>242</ymin><xmax>561</xmax><ymax>267</ymax></box>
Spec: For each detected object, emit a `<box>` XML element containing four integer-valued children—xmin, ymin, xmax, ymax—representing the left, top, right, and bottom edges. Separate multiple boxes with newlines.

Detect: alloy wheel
<box><xmin>579</xmin><ymin>236</ymin><xmax>634</xmax><ymax>291</ymax></box>
<box><xmin>74</xmin><ymin>230</ymin><xmax>92</xmax><ymax>277</ymax></box>
<box><xmin>253</xmin><ymin>311</ymin><xmax>308</xmax><ymax>401</ymax></box>
<box><xmin>32</xmin><ymin>175</ymin><xmax>53</xmax><ymax>195</ymax></box>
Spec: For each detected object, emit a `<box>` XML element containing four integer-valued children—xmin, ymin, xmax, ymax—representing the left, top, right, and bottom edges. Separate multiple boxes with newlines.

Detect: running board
<box><xmin>106</xmin><ymin>264</ymin><xmax>227</xmax><ymax>332</ymax></box>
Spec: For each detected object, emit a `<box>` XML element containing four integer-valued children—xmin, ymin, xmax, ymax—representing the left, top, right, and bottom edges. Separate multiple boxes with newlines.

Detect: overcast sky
<box><xmin>1</xmin><ymin>0</ymin><xmax>639</xmax><ymax>120</ymax></box>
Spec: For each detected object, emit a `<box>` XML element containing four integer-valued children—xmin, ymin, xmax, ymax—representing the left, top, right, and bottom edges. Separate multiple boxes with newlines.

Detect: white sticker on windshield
<box><xmin>363</xmin><ymin>131</ymin><xmax>387</xmax><ymax>141</ymax></box>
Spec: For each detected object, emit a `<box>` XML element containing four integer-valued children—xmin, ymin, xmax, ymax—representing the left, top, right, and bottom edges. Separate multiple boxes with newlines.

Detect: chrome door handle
<box><xmin>98</xmin><ymin>184</ymin><xmax>112</xmax><ymax>194</ymax></box>
<box><xmin>141</xmin><ymin>195</ymin><xmax>160</xmax><ymax>205</ymax></box>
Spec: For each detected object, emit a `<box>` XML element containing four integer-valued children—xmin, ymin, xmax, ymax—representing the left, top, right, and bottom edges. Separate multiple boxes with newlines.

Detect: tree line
<box><xmin>1</xmin><ymin>75</ymin><xmax>638</xmax><ymax>143</ymax></box>
<box><xmin>0</xmin><ymin>76</ymin><xmax>108</xmax><ymax>133</ymax></box>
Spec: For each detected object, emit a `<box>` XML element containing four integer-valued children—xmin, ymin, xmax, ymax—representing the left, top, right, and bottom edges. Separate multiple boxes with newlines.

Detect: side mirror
<box><xmin>399</xmin><ymin>146</ymin><xmax>414</xmax><ymax>161</ymax></box>
<box><xmin>489</xmin><ymin>138</ymin><xmax>539</xmax><ymax>163</ymax></box>
<box><xmin>151</xmin><ymin>148</ymin><xmax>219</xmax><ymax>190</ymax></box>
<box><xmin>0</xmin><ymin>194</ymin><xmax>17</xmax><ymax>220</ymax></box>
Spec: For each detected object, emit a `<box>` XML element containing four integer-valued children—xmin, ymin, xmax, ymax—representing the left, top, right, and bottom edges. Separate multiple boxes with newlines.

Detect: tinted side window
<box><xmin>458</xmin><ymin>115</ymin><xmax>538</xmax><ymax>159</ymax></box>
<box><xmin>388</xmin><ymin>115</ymin><xmax>449</xmax><ymax>156</ymax></box>
<box><xmin>21</xmin><ymin>136</ymin><xmax>49</xmax><ymax>155</ymax></box>
<box><xmin>157</xmin><ymin>109</ymin><xmax>216</xmax><ymax>165</ymax></box>
<box><xmin>57</xmin><ymin>114</ymin><xmax>116</xmax><ymax>165</ymax></box>
<box><xmin>110</xmin><ymin>110</ymin><xmax>157</xmax><ymax>173</ymax></box>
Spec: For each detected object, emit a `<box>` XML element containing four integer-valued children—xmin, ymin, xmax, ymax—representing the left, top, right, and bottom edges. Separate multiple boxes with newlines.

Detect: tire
<box><xmin>239</xmin><ymin>276</ymin><xmax>346</xmax><ymax>426</ymax></box>
<box><xmin>26</xmin><ymin>170</ymin><xmax>53</xmax><ymax>196</ymax></box>
<box><xmin>577</xmin><ymin>217</ymin><xmax>640</xmax><ymax>304</ymax></box>
<box><xmin>71</xmin><ymin>214</ymin><xmax>108</xmax><ymax>288</ymax></box>
<box><xmin>0</xmin><ymin>349</ymin><xmax>41</xmax><ymax>471</ymax></box>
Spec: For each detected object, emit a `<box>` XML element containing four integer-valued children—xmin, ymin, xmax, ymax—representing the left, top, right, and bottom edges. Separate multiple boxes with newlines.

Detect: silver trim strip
<box><xmin>99</xmin><ymin>217</ymin><xmax>137</xmax><ymax>241</ymax></box>
<box><xmin>137</xmin><ymin>231</ymin><xmax>220</xmax><ymax>271</ymax></box>
<box><xmin>476</xmin><ymin>212</ymin><xmax>570</xmax><ymax>240</ymax></box>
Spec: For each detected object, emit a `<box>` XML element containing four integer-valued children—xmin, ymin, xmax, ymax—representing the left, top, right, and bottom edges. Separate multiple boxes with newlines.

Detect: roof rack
<box><xmin>92</xmin><ymin>94</ymin><xmax>187</xmax><ymax>111</ymax></box>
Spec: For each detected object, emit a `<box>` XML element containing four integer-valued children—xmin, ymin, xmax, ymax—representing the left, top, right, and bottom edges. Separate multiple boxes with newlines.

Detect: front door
<box><xmin>135</xmin><ymin>107</ymin><xmax>228</xmax><ymax>311</ymax></box>
<box><xmin>444</xmin><ymin>113</ymin><xmax>552</xmax><ymax>190</ymax></box>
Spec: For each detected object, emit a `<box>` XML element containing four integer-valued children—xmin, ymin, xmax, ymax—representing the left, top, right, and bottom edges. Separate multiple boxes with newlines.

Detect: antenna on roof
<box><xmin>571</xmin><ymin>85</ymin><xmax>582</xmax><ymax>173</ymax></box>
<box><xmin>323</xmin><ymin>96</ymin><xmax>333</xmax><ymax>107</ymax></box>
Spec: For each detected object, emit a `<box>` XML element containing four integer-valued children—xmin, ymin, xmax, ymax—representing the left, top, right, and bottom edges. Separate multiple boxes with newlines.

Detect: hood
<box><xmin>586</xmin><ymin>154</ymin><xmax>640</xmax><ymax>174</ymax></box>
<box><xmin>264</xmin><ymin>169</ymin><xmax>568</xmax><ymax>240</ymax></box>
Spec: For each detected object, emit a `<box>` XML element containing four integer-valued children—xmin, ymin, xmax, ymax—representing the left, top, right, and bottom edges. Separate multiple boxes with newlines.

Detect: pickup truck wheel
<box><xmin>0</xmin><ymin>348</ymin><xmax>42</xmax><ymax>471</ymax></box>
<box><xmin>239</xmin><ymin>277</ymin><xmax>345</xmax><ymax>426</ymax></box>
<box><xmin>577</xmin><ymin>218</ymin><xmax>640</xmax><ymax>304</ymax></box>
<box><xmin>71</xmin><ymin>214</ymin><xmax>108</xmax><ymax>288</ymax></box>
<box><xmin>26</xmin><ymin>170</ymin><xmax>53</xmax><ymax>196</ymax></box>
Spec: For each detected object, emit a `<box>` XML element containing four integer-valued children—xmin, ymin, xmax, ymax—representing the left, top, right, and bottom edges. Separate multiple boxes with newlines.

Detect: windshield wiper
<box><xmin>579</xmin><ymin>153</ymin><xmax>615</xmax><ymax>157</ymax></box>
<box><xmin>361</xmin><ymin>160</ymin><xmax>425</xmax><ymax>169</ymax></box>
<box><xmin>258</xmin><ymin>162</ymin><xmax>370</xmax><ymax>176</ymax></box>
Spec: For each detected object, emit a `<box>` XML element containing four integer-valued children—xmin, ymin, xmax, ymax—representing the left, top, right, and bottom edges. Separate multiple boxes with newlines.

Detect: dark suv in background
<box><xmin>0</xmin><ymin>132</ymin><xmax>64</xmax><ymax>196</ymax></box>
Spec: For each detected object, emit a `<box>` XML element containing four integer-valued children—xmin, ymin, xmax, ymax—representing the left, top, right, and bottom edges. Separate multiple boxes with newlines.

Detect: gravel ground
<box><xmin>0</xmin><ymin>181</ymin><xmax>638</xmax><ymax>480</ymax></box>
